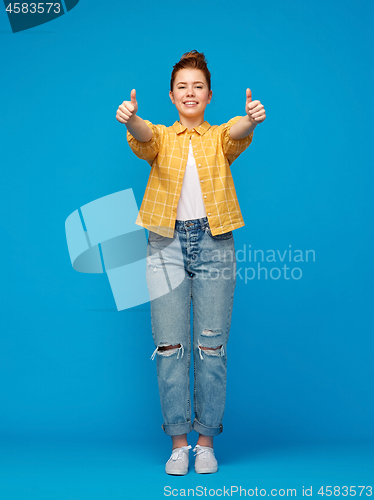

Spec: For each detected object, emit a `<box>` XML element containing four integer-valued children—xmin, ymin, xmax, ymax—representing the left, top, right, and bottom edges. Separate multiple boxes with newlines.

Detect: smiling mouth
<box><xmin>183</xmin><ymin>101</ymin><xmax>198</xmax><ymax>106</ymax></box>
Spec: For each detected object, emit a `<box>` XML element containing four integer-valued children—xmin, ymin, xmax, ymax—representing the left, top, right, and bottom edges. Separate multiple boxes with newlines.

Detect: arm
<box><xmin>229</xmin><ymin>88</ymin><xmax>266</xmax><ymax>139</ymax></box>
<box><xmin>116</xmin><ymin>89</ymin><xmax>152</xmax><ymax>142</ymax></box>
<box><xmin>116</xmin><ymin>89</ymin><xmax>161</xmax><ymax>165</ymax></box>
<box><xmin>126</xmin><ymin>114</ymin><xmax>153</xmax><ymax>142</ymax></box>
<box><xmin>229</xmin><ymin>115</ymin><xmax>257</xmax><ymax>140</ymax></box>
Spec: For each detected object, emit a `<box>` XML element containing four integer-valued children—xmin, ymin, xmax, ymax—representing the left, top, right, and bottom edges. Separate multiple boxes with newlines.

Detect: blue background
<box><xmin>0</xmin><ymin>0</ymin><xmax>373</xmax><ymax>498</ymax></box>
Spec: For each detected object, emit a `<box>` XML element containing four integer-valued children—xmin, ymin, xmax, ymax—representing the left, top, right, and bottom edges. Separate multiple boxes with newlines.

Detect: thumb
<box><xmin>246</xmin><ymin>88</ymin><xmax>252</xmax><ymax>102</ymax></box>
<box><xmin>131</xmin><ymin>89</ymin><xmax>137</xmax><ymax>104</ymax></box>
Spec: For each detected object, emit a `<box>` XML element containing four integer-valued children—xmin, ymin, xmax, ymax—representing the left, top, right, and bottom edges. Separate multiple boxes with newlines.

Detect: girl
<box><xmin>116</xmin><ymin>50</ymin><xmax>266</xmax><ymax>475</ymax></box>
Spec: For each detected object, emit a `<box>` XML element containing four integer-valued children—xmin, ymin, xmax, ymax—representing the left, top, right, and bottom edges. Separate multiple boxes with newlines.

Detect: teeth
<box><xmin>185</xmin><ymin>102</ymin><xmax>197</xmax><ymax>105</ymax></box>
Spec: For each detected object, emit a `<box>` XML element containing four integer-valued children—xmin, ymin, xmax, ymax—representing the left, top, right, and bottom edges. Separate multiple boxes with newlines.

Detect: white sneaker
<box><xmin>165</xmin><ymin>445</ymin><xmax>192</xmax><ymax>475</ymax></box>
<box><xmin>193</xmin><ymin>445</ymin><xmax>218</xmax><ymax>473</ymax></box>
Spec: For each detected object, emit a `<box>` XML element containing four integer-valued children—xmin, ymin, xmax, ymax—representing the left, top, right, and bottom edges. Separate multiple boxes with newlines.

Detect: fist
<box><xmin>245</xmin><ymin>88</ymin><xmax>266</xmax><ymax>124</ymax></box>
<box><xmin>116</xmin><ymin>89</ymin><xmax>138</xmax><ymax>124</ymax></box>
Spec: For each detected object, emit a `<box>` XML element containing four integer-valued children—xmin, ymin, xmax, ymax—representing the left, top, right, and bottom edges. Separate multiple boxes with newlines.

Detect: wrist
<box><xmin>246</xmin><ymin>113</ymin><xmax>257</xmax><ymax>126</ymax></box>
<box><xmin>127</xmin><ymin>113</ymin><xmax>138</xmax><ymax>125</ymax></box>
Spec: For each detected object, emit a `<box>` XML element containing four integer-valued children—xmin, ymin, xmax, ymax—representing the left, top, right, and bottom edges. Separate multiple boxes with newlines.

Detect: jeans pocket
<box><xmin>148</xmin><ymin>230</ymin><xmax>166</xmax><ymax>243</ymax></box>
<box><xmin>205</xmin><ymin>226</ymin><xmax>233</xmax><ymax>241</ymax></box>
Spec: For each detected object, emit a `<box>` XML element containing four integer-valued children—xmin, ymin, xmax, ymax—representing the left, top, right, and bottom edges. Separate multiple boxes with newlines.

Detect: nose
<box><xmin>186</xmin><ymin>86</ymin><xmax>195</xmax><ymax>96</ymax></box>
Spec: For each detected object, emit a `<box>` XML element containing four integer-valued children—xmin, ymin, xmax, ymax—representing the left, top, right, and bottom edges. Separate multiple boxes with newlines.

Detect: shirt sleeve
<box><xmin>126</xmin><ymin>120</ymin><xmax>162</xmax><ymax>166</ymax></box>
<box><xmin>219</xmin><ymin>116</ymin><xmax>254</xmax><ymax>165</ymax></box>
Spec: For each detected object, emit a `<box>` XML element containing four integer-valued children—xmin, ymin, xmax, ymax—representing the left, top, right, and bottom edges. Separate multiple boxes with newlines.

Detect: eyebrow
<box><xmin>176</xmin><ymin>81</ymin><xmax>205</xmax><ymax>85</ymax></box>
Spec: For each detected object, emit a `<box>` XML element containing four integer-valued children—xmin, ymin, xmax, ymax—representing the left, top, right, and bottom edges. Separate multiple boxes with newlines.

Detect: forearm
<box><xmin>229</xmin><ymin>115</ymin><xmax>257</xmax><ymax>140</ymax></box>
<box><xmin>125</xmin><ymin>114</ymin><xmax>153</xmax><ymax>142</ymax></box>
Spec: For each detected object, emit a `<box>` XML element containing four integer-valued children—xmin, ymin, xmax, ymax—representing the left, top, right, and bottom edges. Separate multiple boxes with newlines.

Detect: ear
<box><xmin>169</xmin><ymin>90</ymin><xmax>175</xmax><ymax>104</ymax></box>
<box><xmin>207</xmin><ymin>89</ymin><xmax>213</xmax><ymax>104</ymax></box>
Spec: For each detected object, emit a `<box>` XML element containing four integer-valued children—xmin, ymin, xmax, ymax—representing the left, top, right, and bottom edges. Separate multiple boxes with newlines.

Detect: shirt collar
<box><xmin>172</xmin><ymin>120</ymin><xmax>211</xmax><ymax>136</ymax></box>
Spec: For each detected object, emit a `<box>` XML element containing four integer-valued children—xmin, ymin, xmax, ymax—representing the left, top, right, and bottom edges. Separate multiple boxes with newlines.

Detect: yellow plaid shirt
<box><xmin>127</xmin><ymin>116</ymin><xmax>253</xmax><ymax>238</ymax></box>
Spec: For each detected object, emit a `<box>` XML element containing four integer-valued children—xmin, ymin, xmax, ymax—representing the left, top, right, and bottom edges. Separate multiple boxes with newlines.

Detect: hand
<box><xmin>245</xmin><ymin>88</ymin><xmax>266</xmax><ymax>124</ymax></box>
<box><xmin>116</xmin><ymin>89</ymin><xmax>138</xmax><ymax>124</ymax></box>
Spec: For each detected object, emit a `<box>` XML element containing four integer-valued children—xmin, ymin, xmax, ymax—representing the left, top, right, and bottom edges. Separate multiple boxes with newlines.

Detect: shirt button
<box><xmin>208</xmin><ymin>212</ymin><xmax>211</xmax><ymax>216</ymax></box>
<box><xmin>198</xmin><ymin>164</ymin><xmax>201</xmax><ymax>167</ymax></box>
<box><xmin>204</xmin><ymin>195</ymin><xmax>207</xmax><ymax>199</ymax></box>
<box><xmin>200</xmin><ymin>179</ymin><xmax>204</xmax><ymax>182</ymax></box>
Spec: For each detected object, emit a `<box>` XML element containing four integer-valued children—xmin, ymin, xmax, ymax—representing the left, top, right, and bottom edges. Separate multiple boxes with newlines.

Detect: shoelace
<box><xmin>168</xmin><ymin>445</ymin><xmax>192</xmax><ymax>462</ymax></box>
<box><xmin>193</xmin><ymin>445</ymin><xmax>215</xmax><ymax>458</ymax></box>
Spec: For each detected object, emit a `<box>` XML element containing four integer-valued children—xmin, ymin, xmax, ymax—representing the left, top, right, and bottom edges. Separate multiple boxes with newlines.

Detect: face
<box><xmin>169</xmin><ymin>68</ymin><xmax>212</xmax><ymax>127</ymax></box>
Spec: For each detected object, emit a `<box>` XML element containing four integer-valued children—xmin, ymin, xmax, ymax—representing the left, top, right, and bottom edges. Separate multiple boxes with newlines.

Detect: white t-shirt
<box><xmin>176</xmin><ymin>139</ymin><xmax>207</xmax><ymax>221</ymax></box>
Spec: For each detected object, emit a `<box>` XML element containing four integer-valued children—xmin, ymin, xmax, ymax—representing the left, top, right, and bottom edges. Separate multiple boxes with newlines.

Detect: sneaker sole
<box><xmin>166</xmin><ymin>469</ymin><xmax>188</xmax><ymax>475</ymax></box>
<box><xmin>195</xmin><ymin>466</ymin><xmax>218</xmax><ymax>474</ymax></box>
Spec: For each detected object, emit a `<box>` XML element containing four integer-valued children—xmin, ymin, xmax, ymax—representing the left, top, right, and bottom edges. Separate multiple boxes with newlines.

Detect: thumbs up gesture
<box><xmin>116</xmin><ymin>89</ymin><xmax>139</xmax><ymax>124</ymax></box>
<box><xmin>245</xmin><ymin>88</ymin><xmax>266</xmax><ymax>124</ymax></box>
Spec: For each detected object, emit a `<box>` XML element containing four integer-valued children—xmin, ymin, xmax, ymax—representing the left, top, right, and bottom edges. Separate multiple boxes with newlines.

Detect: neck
<box><xmin>179</xmin><ymin>115</ymin><xmax>205</xmax><ymax>130</ymax></box>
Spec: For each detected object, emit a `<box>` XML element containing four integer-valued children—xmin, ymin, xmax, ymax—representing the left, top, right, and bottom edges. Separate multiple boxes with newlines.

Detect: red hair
<box><xmin>170</xmin><ymin>50</ymin><xmax>211</xmax><ymax>91</ymax></box>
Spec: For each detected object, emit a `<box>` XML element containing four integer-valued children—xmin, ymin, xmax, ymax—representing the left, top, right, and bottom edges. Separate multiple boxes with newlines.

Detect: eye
<box><xmin>196</xmin><ymin>86</ymin><xmax>203</xmax><ymax>88</ymax></box>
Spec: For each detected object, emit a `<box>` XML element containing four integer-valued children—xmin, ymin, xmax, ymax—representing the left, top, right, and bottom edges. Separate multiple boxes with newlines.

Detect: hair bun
<box><xmin>181</xmin><ymin>50</ymin><xmax>207</xmax><ymax>63</ymax></box>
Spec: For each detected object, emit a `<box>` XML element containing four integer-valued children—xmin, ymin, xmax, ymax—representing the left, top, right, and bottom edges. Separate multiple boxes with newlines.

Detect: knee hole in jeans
<box><xmin>158</xmin><ymin>344</ymin><xmax>181</xmax><ymax>352</ymax></box>
<box><xmin>199</xmin><ymin>345</ymin><xmax>222</xmax><ymax>351</ymax></box>
<box><xmin>150</xmin><ymin>343</ymin><xmax>185</xmax><ymax>360</ymax></box>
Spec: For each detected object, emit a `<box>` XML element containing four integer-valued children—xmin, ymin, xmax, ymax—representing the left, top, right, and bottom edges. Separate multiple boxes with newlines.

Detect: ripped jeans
<box><xmin>146</xmin><ymin>217</ymin><xmax>236</xmax><ymax>437</ymax></box>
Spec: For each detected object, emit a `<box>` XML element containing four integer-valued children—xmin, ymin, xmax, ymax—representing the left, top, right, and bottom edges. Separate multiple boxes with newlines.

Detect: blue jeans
<box><xmin>146</xmin><ymin>217</ymin><xmax>236</xmax><ymax>437</ymax></box>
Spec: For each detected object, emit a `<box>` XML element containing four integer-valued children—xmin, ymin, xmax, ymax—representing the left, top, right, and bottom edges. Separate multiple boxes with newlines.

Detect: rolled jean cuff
<box><xmin>161</xmin><ymin>421</ymin><xmax>193</xmax><ymax>436</ymax></box>
<box><xmin>193</xmin><ymin>418</ymin><xmax>223</xmax><ymax>437</ymax></box>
